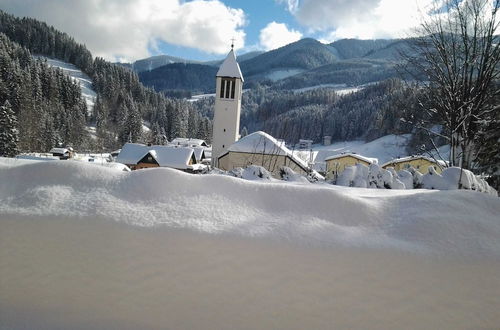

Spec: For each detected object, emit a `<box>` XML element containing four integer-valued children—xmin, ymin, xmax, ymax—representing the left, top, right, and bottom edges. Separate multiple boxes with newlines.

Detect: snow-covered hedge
<box><xmin>209</xmin><ymin>165</ymin><xmax>322</xmax><ymax>184</ymax></box>
<box><xmin>334</xmin><ymin>164</ymin><xmax>497</xmax><ymax>195</ymax></box>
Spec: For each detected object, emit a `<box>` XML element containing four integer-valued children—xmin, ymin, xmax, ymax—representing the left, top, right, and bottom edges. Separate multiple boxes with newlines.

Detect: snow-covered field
<box><xmin>293</xmin><ymin>83</ymin><xmax>363</xmax><ymax>95</ymax></box>
<box><xmin>1</xmin><ymin>159</ymin><xmax>500</xmax><ymax>329</ymax></box>
<box><xmin>265</xmin><ymin>68</ymin><xmax>305</xmax><ymax>81</ymax></box>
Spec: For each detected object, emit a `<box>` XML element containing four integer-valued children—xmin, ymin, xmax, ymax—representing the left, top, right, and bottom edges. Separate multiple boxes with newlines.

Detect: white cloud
<box><xmin>275</xmin><ymin>0</ymin><xmax>300</xmax><ymax>13</ymax></box>
<box><xmin>259</xmin><ymin>21</ymin><xmax>302</xmax><ymax>51</ymax></box>
<box><xmin>0</xmin><ymin>0</ymin><xmax>246</xmax><ymax>61</ymax></box>
<box><xmin>285</xmin><ymin>0</ymin><xmax>436</xmax><ymax>41</ymax></box>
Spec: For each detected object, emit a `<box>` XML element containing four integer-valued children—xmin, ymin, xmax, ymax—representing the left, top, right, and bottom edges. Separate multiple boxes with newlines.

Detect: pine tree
<box><xmin>240</xmin><ymin>126</ymin><xmax>248</xmax><ymax>138</ymax></box>
<box><xmin>0</xmin><ymin>100</ymin><xmax>19</xmax><ymax>156</ymax></box>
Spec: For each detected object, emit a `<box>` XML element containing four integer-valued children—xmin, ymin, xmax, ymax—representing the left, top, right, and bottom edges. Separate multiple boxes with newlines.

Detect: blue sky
<box><xmin>1</xmin><ymin>0</ymin><xmax>432</xmax><ymax>62</ymax></box>
<box><xmin>155</xmin><ymin>0</ymin><xmax>303</xmax><ymax>60</ymax></box>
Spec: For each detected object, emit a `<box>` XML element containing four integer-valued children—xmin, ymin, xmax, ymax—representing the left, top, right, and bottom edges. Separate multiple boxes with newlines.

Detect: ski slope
<box><xmin>35</xmin><ymin>56</ymin><xmax>97</xmax><ymax>114</ymax></box>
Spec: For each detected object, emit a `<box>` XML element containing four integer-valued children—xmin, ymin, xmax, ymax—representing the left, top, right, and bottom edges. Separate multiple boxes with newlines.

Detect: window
<box><xmin>225</xmin><ymin>80</ymin><xmax>230</xmax><ymax>98</ymax></box>
<box><xmin>220</xmin><ymin>79</ymin><xmax>225</xmax><ymax>98</ymax></box>
<box><xmin>220</xmin><ymin>78</ymin><xmax>236</xmax><ymax>99</ymax></box>
<box><xmin>223</xmin><ymin>129</ymin><xmax>226</xmax><ymax>132</ymax></box>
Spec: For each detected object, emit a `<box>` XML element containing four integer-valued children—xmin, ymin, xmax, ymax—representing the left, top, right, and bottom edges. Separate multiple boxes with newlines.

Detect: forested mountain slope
<box><xmin>191</xmin><ymin>79</ymin><xmax>423</xmax><ymax>146</ymax></box>
<box><xmin>329</xmin><ymin>39</ymin><xmax>395</xmax><ymax>59</ymax></box>
<box><xmin>138</xmin><ymin>63</ymin><xmax>217</xmax><ymax>94</ymax></box>
<box><xmin>239</xmin><ymin>38</ymin><xmax>339</xmax><ymax>78</ymax></box>
<box><xmin>0</xmin><ymin>10</ymin><xmax>212</xmax><ymax>152</ymax></box>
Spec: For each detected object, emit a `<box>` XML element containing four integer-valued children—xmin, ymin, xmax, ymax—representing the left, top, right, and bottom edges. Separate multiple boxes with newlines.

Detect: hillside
<box><xmin>35</xmin><ymin>56</ymin><xmax>97</xmax><ymax>114</ymax></box>
<box><xmin>239</xmin><ymin>38</ymin><xmax>339</xmax><ymax>79</ymax></box>
<box><xmin>124</xmin><ymin>50</ymin><xmax>265</xmax><ymax>73</ymax></box>
<box><xmin>277</xmin><ymin>59</ymin><xmax>398</xmax><ymax>89</ymax></box>
<box><xmin>138</xmin><ymin>62</ymin><xmax>217</xmax><ymax>93</ymax></box>
<box><xmin>131</xmin><ymin>54</ymin><xmax>202</xmax><ymax>72</ymax></box>
<box><xmin>0</xmin><ymin>10</ymin><xmax>213</xmax><ymax>152</ymax></box>
<box><xmin>190</xmin><ymin>79</ymin><xmax>419</xmax><ymax>145</ymax></box>
<box><xmin>133</xmin><ymin>38</ymin><xmax>404</xmax><ymax>91</ymax></box>
<box><xmin>364</xmin><ymin>39</ymin><xmax>414</xmax><ymax>60</ymax></box>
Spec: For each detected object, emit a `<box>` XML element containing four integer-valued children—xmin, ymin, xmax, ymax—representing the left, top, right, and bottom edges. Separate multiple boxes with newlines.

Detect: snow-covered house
<box><xmin>382</xmin><ymin>155</ymin><xmax>446</xmax><ymax>174</ymax></box>
<box><xmin>116</xmin><ymin>143</ymin><xmax>201</xmax><ymax>172</ymax></box>
<box><xmin>192</xmin><ymin>147</ymin><xmax>209</xmax><ymax>164</ymax></box>
<box><xmin>170</xmin><ymin>138</ymin><xmax>208</xmax><ymax>148</ymax></box>
<box><xmin>217</xmin><ymin>131</ymin><xmax>310</xmax><ymax>177</ymax></box>
<box><xmin>325</xmin><ymin>153</ymin><xmax>378</xmax><ymax>180</ymax></box>
<box><xmin>49</xmin><ymin>147</ymin><xmax>74</xmax><ymax>160</ymax></box>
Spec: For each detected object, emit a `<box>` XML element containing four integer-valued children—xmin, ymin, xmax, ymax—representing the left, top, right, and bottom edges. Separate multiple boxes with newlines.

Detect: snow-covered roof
<box><xmin>16</xmin><ymin>154</ymin><xmax>59</xmax><ymax>161</ymax></box>
<box><xmin>216</xmin><ymin>49</ymin><xmax>244</xmax><ymax>82</ymax></box>
<box><xmin>228</xmin><ymin>131</ymin><xmax>288</xmax><ymax>155</ymax></box>
<box><xmin>170</xmin><ymin>138</ymin><xmax>208</xmax><ymax>147</ymax></box>
<box><xmin>192</xmin><ymin>147</ymin><xmax>206</xmax><ymax>162</ymax></box>
<box><xmin>227</xmin><ymin>131</ymin><xmax>308</xmax><ymax>169</ymax></box>
<box><xmin>50</xmin><ymin>147</ymin><xmax>71</xmax><ymax>155</ymax></box>
<box><xmin>292</xmin><ymin>150</ymin><xmax>319</xmax><ymax>164</ymax></box>
<box><xmin>116</xmin><ymin>143</ymin><xmax>196</xmax><ymax>170</ymax></box>
<box><xmin>324</xmin><ymin>153</ymin><xmax>378</xmax><ymax>164</ymax></box>
<box><xmin>115</xmin><ymin>143</ymin><xmax>149</xmax><ymax>165</ymax></box>
<box><xmin>149</xmin><ymin>146</ymin><xmax>195</xmax><ymax>169</ymax></box>
<box><xmin>382</xmin><ymin>155</ymin><xmax>446</xmax><ymax>168</ymax></box>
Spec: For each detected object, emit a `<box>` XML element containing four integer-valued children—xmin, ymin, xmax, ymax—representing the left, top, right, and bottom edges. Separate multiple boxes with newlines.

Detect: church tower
<box><xmin>211</xmin><ymin>45</ymin><xmax>244</xmax><ymax>167</ymax></box>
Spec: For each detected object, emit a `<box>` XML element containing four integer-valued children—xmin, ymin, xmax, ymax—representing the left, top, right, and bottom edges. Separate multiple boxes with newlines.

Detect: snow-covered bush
<box><xmin>337</xmin><ymin>163</ymin><xmax>369</xmax><ymax>187</ymax></box>
<box><xmin>397</xmin><ymin>169</ymin><xmax>414</xmax><ymax>189</ymax></box>
<box><xmin>387</xmin><ymin>167</ymin><xmax>405</xmax><ymax>189</ymax></box>
<box><xmin>230</xmin><ymin>165</ymin><xmax>273</xmax><ymax>181</ymax></box>
<box><xmin>279</xmin><ymin>166</ymin><xmax>310</xmax><ymax>184</ymax></box>
<box><xmin>366</xmin><ymin>164</ymin><xmax>406</xmax><ymax>189</ymax></box>
<box><xmin>407</xmin><ymin>167</ymin><xmax>423</xmax><ymax>188</ymax></box>
<box><xmin>306</xmin><ymin>170</ymin><xmax>325</xmax><ymax>183</ymax></box>
<box><xmin>422</xmin><ymin>167</ymin><xmax>497</xmax><ymax>195</ymax></box>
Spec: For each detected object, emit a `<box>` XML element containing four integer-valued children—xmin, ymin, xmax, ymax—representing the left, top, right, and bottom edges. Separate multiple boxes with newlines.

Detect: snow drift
<box><xmin>1</xmin><ymin>159</ymin><xmax>499</xmax><ymax>257</ymax></box>
<box><xmin>2</xmin><ymin>159</ymin><xmax>500</xmax><ymax>330</ymax></box>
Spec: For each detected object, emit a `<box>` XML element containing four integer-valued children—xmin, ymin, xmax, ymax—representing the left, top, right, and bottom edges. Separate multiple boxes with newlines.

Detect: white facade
<box><xmin>212</xmin><ymin>49</ymin><xmax>244</xmax><ymax>167</ymax></box>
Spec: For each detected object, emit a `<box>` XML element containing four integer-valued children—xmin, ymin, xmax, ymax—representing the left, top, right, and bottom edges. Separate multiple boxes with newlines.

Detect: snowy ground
<box><xmin>264</xmin><ymin>68</ymin><xmax>305</xmax><ymax>81</ymax></box>
<box><xmin>1</xmin><ymin>160</ymin><xmax>499</xmax><ymax>329</ymax></box>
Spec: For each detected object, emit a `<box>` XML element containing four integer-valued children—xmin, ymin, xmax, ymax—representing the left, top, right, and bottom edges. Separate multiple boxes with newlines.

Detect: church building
<box><xmin>211</xmin><ymin>44</ymin><xmax>244</xmax><ymax>167</ymax></box>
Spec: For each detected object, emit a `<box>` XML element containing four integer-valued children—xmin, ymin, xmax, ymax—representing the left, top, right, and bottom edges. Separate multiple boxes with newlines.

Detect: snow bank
<box><xmin>2</xmin><ymin>161</ymin><xmax>500</xmax><ymax>329</ymax></box>
<box><xmin>1</xmin><ymin>160</ymin><xmax>499</xmax><ymax>257</ymax></box>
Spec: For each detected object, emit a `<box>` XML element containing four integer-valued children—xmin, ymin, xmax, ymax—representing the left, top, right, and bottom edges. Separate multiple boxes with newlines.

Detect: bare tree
<box><xmin>404</xmin><ymin>0</ymin><xmax>500</xmax><ymax>169</ymax></box>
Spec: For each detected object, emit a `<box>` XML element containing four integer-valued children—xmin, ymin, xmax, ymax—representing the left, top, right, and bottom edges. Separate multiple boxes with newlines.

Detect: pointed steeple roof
<box><xmin>216</xmin><ymin>49</ymin><xmax>244</xmax><ymax>82</ymax></box>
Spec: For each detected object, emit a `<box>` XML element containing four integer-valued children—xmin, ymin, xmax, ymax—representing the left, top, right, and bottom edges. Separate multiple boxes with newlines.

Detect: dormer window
<box><xmin>220</xmin><ymin>78</ymin><xmax>236</xmax><ymax>99</ymax></box>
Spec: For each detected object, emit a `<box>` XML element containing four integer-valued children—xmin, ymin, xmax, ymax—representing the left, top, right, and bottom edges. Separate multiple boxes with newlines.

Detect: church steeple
<box><xmin>211</xmin><ymin>47</ymin><xmax>244</xmax><ymax>167</ymax></box>
<box><xmin>216</xmin><ymin>48</ymin><xmax>244</xmax><ymax>82</ymax></box>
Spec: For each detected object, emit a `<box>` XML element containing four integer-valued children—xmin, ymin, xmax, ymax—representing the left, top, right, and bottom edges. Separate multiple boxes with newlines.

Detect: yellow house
<box><xmin>381</xmin><ymin>155</ymin><xmax>446</xmax><ymax>174</ymax></box>
<box><xmin>325</xmin><ymin>153</ymin><xmax>377</xmax><ymax>180</ymax></box>
<box><xmin>217</xmin><ymin>131</ymin><xmax>310</xmax><ymax>177</ymax></box>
